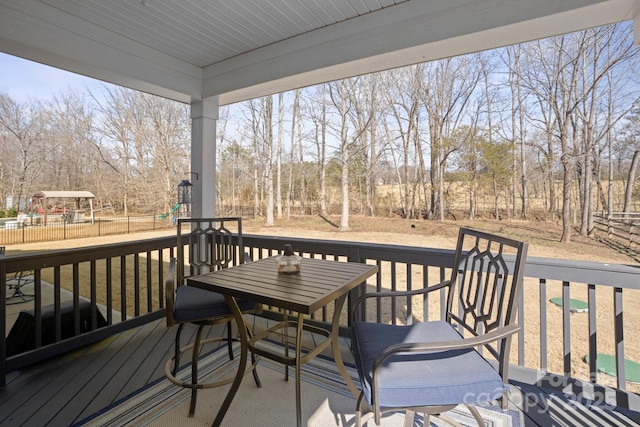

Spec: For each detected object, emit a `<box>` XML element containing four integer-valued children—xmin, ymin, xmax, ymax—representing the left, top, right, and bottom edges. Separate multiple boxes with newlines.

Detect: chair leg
<box><xmin>189</xmin><ymin>324</ymin><xmax>206</xmax><ymax>417</ymax></box>
<box><xmin>355</xmin><ymin>393</ymin><xmax>366</xmax><ymax>427</ymax></box>
<box><xmin>464</xmin><ymin>404</ymin><xmax>486</xmax><ymax>426</ymax></box>
<box><xmin>245</xmin><ymin>324</ymin><xmax>262</xmax><ymax>388</ymax></box>
<box><xmin>224</xmin><ymin>317</ymin><xmax>262</xmax><ymax>388</ymax></box>
<box><xmin>226</xmin><ymin>320</ymin><xmax>234</xmax><ymax>360</ymax></box>
<box><xmin>403</xmin><ymin>410</ymin><xmax>415</xmax><ymax>427</ymax></box>
<box><xmin>173</xmin><ymin>324</ymin><xmax>185</xmax><ymax>376</ymax></box>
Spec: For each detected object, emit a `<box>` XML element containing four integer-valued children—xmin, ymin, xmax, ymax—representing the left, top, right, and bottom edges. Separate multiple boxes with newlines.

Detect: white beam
<box><xmin>204</xmin><ymin>0</ymin><xmax>638</xmax><ymax>105</ymax></box>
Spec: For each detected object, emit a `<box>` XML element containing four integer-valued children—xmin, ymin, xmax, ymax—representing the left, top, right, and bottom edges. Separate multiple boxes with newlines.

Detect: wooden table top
<box><xmin>186</xmin><ymin>256</ymin><xmax>378</xmax><ymax>314</ymax></box>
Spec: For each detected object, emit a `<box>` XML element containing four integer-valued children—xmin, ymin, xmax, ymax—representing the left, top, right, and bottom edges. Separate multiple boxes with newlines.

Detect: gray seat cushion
<box><xmin>351</xmin><ymin>320</ymin><xmax>507</xmax><ymax>408</ymax></box>
<box><xmin>173</xmin><ymin>285</ymin><xmax>255</xmax><ymax>322</ymax></box>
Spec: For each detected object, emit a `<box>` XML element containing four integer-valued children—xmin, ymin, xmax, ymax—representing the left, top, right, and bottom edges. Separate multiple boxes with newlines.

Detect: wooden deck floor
<box><xmin>1</xmin><ymin>318</ymin><xmax>639</xmax><ymax>427</ymax></box>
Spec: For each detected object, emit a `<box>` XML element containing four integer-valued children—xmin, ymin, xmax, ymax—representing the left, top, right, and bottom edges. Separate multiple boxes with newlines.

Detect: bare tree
<box><xmin>505</xmin><ymin>44</ymin><xmax>529</xmax><ymax>219</ymax></box>
<box><xmin>139</xmin><ymin>93</ymin><xmax>189</xmax><ymax>213</ymax></box>
<box><xmin>620</xmin><ymin>107</ymin><xmax>640</xmax><ymax>215</ymax></box>
<box><xmin>420</xmin><ymin>56</ymin><xmax>482</xmax><ymax>220</ymax></box>
<box><xmin>308</xmin><ymin>85</ymin><xmax>329</xmax><ymax>216</ymax></box>
<box><xmin>381</xmin><ymin>66</ymin><xmax>422</xmax><ymax>218</ymax></box>
<box><xmin>276</xmin><ymin>92</ymin><xmax>284</xmax><ymax>218</ymax></box>
<box><xmin>93</xmin><ymin>87</ymin><xmax>138</xmax><ymax>214</ymax></box>
<box><xmin>329</xmin><ymin>79</ymin><xmax>353</xmax><ymax>230</ymax></box>
<box><xmin>287</xmin><ymin>90</ymin><xmax>304</xmax><ymax>218</ymax></box>
<box><xmin>327</xmin><ymin>78</ymin><xmax>373</xmax><ymax>229</ymax></box>
<box><xmin>0</xmin><ymin>94</ymin><xmax>45</xmax><ymax>208</ymax></box>
<box><xmin>262</xmin><ymin>96</ymin><xmax>275</xmax><ymax>227</ymax></box>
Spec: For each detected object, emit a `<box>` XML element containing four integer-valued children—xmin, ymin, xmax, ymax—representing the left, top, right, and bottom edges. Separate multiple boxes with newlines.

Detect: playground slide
<box><xmin>158</xmin><ymin>204</ymin><xmax>181</xmax><ymax>220</ymax></box>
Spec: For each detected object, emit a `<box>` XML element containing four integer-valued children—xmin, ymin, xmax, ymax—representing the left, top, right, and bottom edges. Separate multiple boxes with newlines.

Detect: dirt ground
<box><xmin>5</xmin><ymin>215</ymin><xmax>640</xmax><ymax>392</ymax></box>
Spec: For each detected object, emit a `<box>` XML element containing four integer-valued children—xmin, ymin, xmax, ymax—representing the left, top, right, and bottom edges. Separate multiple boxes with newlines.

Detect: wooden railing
<box><xmin>2</xmin><ymin>233</ymin><xmax>640</xmax><ymax>410</ymax></box>
<box><xmin>594</xmin><ymin>212</ymin><xmax>640</xmax><ymax>256</ymax></box>
<box><xmin>1</xmin><ymin>235</ymin><xmax>176</xmax><ymax>386</ymax></box>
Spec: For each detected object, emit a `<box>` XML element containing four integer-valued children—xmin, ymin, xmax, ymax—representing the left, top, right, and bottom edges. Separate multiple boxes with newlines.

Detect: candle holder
<box><xmin>276</xmin><ymin>244</ymin><xmax>302</xmax><ymax>275</ymax></box>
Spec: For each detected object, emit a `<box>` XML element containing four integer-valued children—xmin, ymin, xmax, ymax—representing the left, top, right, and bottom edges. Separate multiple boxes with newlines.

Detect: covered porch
<box><xmin>2</xmin><ymin>1</ymin><xmax>640</xmax><ymax>425</ymax></box>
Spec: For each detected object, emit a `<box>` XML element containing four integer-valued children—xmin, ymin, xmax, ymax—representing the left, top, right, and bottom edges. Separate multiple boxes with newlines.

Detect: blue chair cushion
<box><xmin>351</xmin><ymin>320</ymin><xmax>508</xmax><ymax>408</ymax></box>
<box><xmin>173</xmin><ymin>285</ymin><xmax>256</xmax><ymax>323</ymax></box>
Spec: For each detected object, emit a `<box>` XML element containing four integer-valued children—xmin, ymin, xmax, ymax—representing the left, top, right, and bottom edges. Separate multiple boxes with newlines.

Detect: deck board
<box><xmin>70</xmin><ymin>321</ymin><xmax>170</xmax><ymax>422</ymax></box>
<box><xmin>1</xmin><ymin>317</ymin><xmax>639</xmax><ymax>426</ymax></box>
<box><xmin>0</xmin><ymin>318</ymin><xmax>228</xmax><ymax>426</ymax></box>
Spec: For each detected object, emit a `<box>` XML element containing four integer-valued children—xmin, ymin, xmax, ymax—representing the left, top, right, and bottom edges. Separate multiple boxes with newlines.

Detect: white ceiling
<box><xmin>0</xmin><ymin>0</ymin><xmax>639</xmax><ymax>105</ymax></box>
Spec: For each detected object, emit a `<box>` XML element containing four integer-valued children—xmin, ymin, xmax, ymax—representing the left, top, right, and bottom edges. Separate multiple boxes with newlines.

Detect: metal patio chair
<box><xmin>165</xmin><ymin>217</ymin><xmax>261</xmax><ymax>417</ymax></box>
<box><xmin>350</xmin><ymin>227</ymin><xmax>528</xmax><ymax>426</ymax></box>
<box><xmin>6</xmin><ymin>270</ymin><xmax>35</xmax><ymax>305</ymax></box>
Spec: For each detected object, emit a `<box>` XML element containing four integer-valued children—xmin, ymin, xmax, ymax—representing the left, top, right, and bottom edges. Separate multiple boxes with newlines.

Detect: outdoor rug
<box><xmin>75</xmin><ymin>342</ymin><xmax>522</xmax><ymax>426</ymax></box>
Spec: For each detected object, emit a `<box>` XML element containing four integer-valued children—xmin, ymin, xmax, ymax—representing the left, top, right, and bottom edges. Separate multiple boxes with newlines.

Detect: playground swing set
<box><xmin>26</xmin><ymin>191</ymin><xmax>96</xmax><ymax>226</ymax></box>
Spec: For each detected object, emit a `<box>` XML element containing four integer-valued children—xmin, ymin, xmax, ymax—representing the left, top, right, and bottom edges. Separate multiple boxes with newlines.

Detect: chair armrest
<box><xmin>372</xmin><ymin>323</ymin><xmax>521</xmax><ymax>373</ymax></box>
<box><xmin>352</xmin><ymin>279</ymin><xmax>451</xmax><ymax>317</ymax></box>
<box><xmin>165</xmin><ymin>258</ymin><xmax>177</xmax><ymax>327</ymax></box>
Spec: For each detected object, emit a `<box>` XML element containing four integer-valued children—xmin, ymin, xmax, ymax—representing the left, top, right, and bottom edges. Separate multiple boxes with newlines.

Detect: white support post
<box><xmin>635</xmin><ymin>14</ymin><xmax>640</xmax><ymax>46</ymax></box>
<box><xmin>190</xmin><ymin>97</ymin><xmax>219</xmax><ymax>217</ymax></box>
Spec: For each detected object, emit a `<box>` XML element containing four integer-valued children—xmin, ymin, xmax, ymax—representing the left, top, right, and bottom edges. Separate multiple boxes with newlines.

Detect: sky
<box><xmin>0</xmin><ymin>52</ymin><xmax>104</xmax><ymax>102</ymax></box>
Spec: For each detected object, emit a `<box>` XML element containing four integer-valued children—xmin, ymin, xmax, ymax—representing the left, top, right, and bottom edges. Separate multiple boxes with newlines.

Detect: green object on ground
<box><xmin>157</xmin><ymin>204</ymin><xmax>182</xmax><ymax>219</ymax></box>
<box><xmin>584</xmin><ymin>354</ymin><xmax>640</xmax><ymax>383</ymax></box>
<box><xmin>549</xmin><ymin>297</ymin><xmax>588</xmax><ymax>313</ymax></box>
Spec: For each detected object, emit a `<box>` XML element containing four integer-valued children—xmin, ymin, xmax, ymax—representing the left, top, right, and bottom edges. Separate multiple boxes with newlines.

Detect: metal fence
<box><xmin>0</xmin><ymin>215</ymin><xmax>174</xmax><ymax>245</ymax></box>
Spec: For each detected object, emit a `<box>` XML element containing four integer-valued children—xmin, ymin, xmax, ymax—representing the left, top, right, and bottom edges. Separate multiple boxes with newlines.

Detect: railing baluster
<box><xmin>439</xmin><ymin>267</ymin><xmax>447</xmax><ymax>321</ymax></box>
<box><xmin>518</xmin><ymin>282</ymin><xmax>524</xmax><ymax>366</ymax></box>
<box><xmin>158</xmin><ymin>250</ymin><xmax>164</xmax><ymax>310</ymax></box>
<box><xmin>120</xmin><ymin>255</ymin><xmax>127</xmax><ymax>321</ymax></box>
<box><xmin>390</xmin><ymin>262</ymin><xmax>397</xmax><ymax>324</ymax></box>
<box><xmin>406</xmin><ymin>263</ymin><xmax>413</xmax><ymax>325</ymax></box>
<box><xmin>90</xmin><ymin>260</ymin><xmax>97</xmax><ymax>329</ymax></box>
<box><xmin>146</xmin><ymin>251</ymin><xmax>152</xmax><ymax>312</ymax></box>
<box><xmin>134</xmin><ymin>253</ymin><xmax>140</xmax><ymax>317</ymax></box>
<box><xmin>106</xmin><ymin>258</ymin><xmax>113</xmax><ymax>324</ymax></box>
<box><xmin>562</xmin><ymin>281</ymin><xmax>571</xmax><ymax>376</ymax></box>
<box><xmin>34</xmin><ymin>270</ymin><xmax>43</xmax><ymax>349</ymax></box>
<box><xmin>614</xmin><ymin>287</ymin><xmax>626</xmax><ymax>389</ymax></box>
<box><xmin>73</xmin><ymin>263</ymin><xmax>80</xmax><ymax>335</ymax></box>
<box><xmin>588</xmin><ymin>283</ymin><xmax>597</xmax><ymax>383</ymax></box>
<box><xmin>375</xmin><ymin>260</ymin><xmax>382</xmax><ymax>324</ymax></box>
<box><xmin>422</xmin><ymin>264</ymin><xmax>429</xmax><ymax>321</ymax></box>
<box><xmin>539</xmin><ymin>278</ymin><xmax>547</xmax><ymax>371</ymax></box>
<box><xmin>54</xmin><ymin>267</ymin><xmax>61</xmax><ymax>342</ymax></box>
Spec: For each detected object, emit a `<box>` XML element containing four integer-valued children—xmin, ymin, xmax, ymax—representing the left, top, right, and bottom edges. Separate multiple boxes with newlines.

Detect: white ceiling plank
<box><xmin>205</xmin><ymin>0</ymin><xmax>636</xmax><ymax>104</ymax></box>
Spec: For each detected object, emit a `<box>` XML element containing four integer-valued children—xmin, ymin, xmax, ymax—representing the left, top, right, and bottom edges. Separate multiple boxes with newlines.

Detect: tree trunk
<box><xmin>623</xmin><ymin>149</ymin><xmax>640</xmax><ymax>215</ymax></box>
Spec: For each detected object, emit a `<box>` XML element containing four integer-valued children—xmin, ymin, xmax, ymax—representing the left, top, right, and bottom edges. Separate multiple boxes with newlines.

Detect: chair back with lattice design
<box><xmin>446</xmin><ymin>228</ymin><xmax>528</xmax><ymax>361</ymax></box>
<box><xmin>175</xmin><ymin>217</ymin><xmax>244</xmax><ymax>285</ymax></box>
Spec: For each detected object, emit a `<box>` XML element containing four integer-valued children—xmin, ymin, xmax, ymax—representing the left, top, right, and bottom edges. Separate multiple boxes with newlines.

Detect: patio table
<box><xmin>187</xmin><ymin>255</ymin><xmax>378</xmax><ymax>427</ymax></box>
